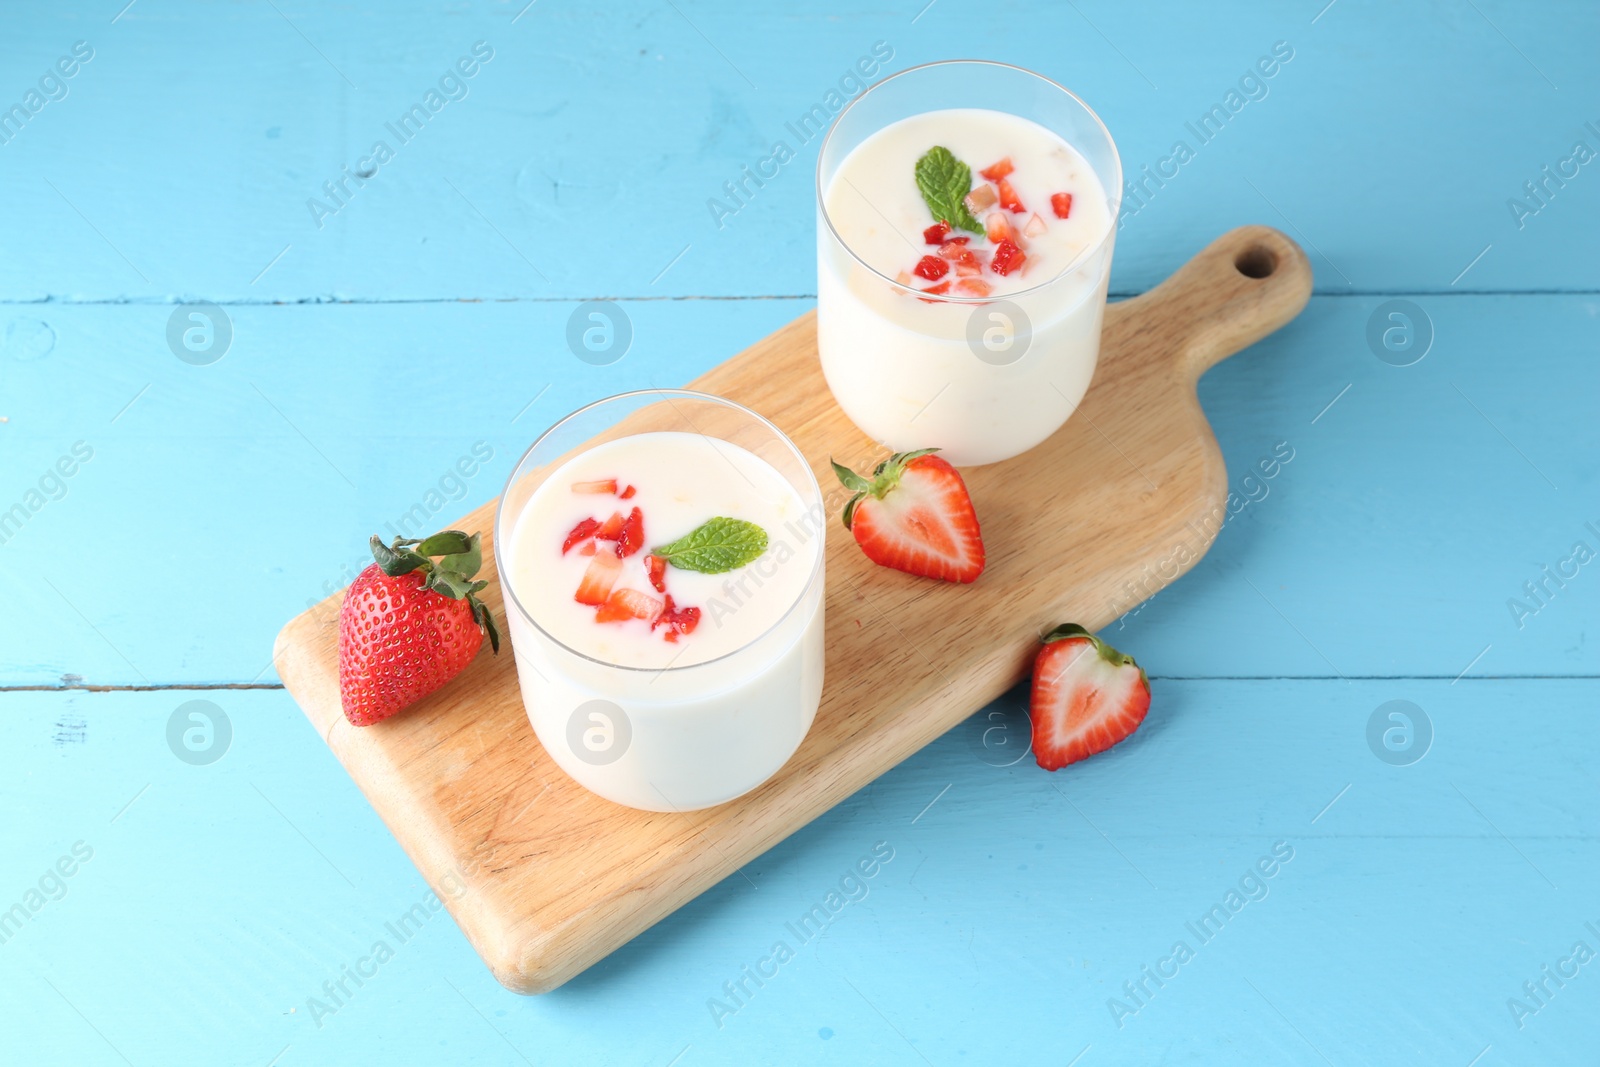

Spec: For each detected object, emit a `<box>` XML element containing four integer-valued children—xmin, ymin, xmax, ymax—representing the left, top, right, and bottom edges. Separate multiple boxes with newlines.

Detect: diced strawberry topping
<box><xmin>644</xmin><ymin>553</ymin><xmax>666</xmax><ymax>593</ymax></box>
<box><xmin>571</xmin><ymin>479</ymin><xmax>617</xmax><ymax>495</ymax></box>
<box><xmin>990</xmin><ymin>239</ymin><xmax>1026</xmax><ymax>276</ymax></box>
<box><xmin>895</xmin><ymin>270</ymin><xmax>912</xmax><ymax>288</ymax></box>
<box><xmin>595</xmin><ymin>511</ymin><xmax>624</xmax><ymax>541</ymax></box>
<box><xmin>996</xmin><ymin>177</ymin><xmax>1025</xmax><ymax>214</ymax></box>
<box><xmin>1023</xmin><ymin>212</ymin><xmax>1048</xmax><ymax>238</ymax></box>
<box><xmin>985</xmin><ymin>212</ymin><xmax>1014</xmax><ymax>244</ymax></box>
<box><xmin>955</xmin><ymin>278</ymin><xmax>993</xmax><ymax>297</ymax></box>
<box><xmin>615</xmin><ymin>506</ymin><xmax>645</xmax><ymax>558</ymax></box>
<box><xmin>917</xmin><ymin>280</ymin><xmax>952</xmax><ymax>302</ymax></box>
<box><xmin>965</xmin><ymin>184</ymin><xmax>997</xmax><ymax>213</ymax></box>
<box><xmin>574</xmin><ymin>551</ymin><xmax>622</xmax><ymax>606</ymax></box>
<box><xmin>914</xmin><ymin>255</ymin><xmax>949</xmax><ymax>281</ymax></box>
<box><xmin>651</xmin><ymin>594</ymin><xmax>701</xmax><ymax>638</ymax></box>
<box><xmin>1050</xmin><ymin>192</ymin><xmax>1074</xmax><ymax>219</ymax></box>
<box><xmin>595</xmin><ymin>587</ymin><xmax>662</xmax><ymax>624</ymax></box>
<box><xmin>562</xmin><ymin>517</ymin><xmax>600</xmax><ymax>554</ymax></box>
<box><xmin>619</xmin><ymin>484</ymin><xmax>637</xmax><ymax>499</ymax></box>
<box><xmin>923</xmin><ymin>221</ymin><xmax>951</xmax><ymax>245</ymax></box>
<box><xmin>979</xmin><ymin>158</ymin><xmax>1014</xmax><ymax>181</ymax></box>
<box><xmin>579</xmin><ymin>541</ymin><xmax>596</xmax><ymax>556</ymax></box>
<box><xmin>945</xmin><ymin>236</ymin><xmax>970</xmax><ymax>246</ymax></box>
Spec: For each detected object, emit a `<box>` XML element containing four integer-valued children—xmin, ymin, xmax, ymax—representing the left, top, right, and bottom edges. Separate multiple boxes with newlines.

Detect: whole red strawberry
<box><xmin>338</xmin><ymin>530</ymin><xmax>500</xmax><ymax>726</ymax></box>
<box><xmin>832</xmin><ymin>448</ymin><xmax>985</xmax><ymax>583</ymax></box>
<box><xmin>1029</xmin><ymin>624</ymin><xmax>1150</xmax><ymax>770</ymax></box>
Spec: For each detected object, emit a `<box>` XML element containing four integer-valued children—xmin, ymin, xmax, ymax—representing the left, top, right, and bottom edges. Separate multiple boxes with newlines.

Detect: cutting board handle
<box><xmin>1114</xmin><ymin>224</ymin><xmax>1314</xmax><ymax>381</ymax></box>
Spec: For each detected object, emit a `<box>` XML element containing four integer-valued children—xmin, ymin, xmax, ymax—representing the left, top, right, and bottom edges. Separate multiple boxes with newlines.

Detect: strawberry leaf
<box><xmin>915</xmin><ymin>147</ymin><xmax>985</xmax><ymax>236</ymax></box>
<box><xmin>651</xmin><ymin>517</ymin><xmax>768</xmax><ymax>574</ymax></box>
<box><xmin>416</xmin><ymin>530</ymin><xmax>473</xmax><ymax>557</ymax></box>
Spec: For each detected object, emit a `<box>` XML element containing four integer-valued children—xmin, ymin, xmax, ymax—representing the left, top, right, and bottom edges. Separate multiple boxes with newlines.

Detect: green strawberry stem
<box><xmin>831</xmin><ymin>448</ymin><xmax>940</xmax><ymax>530</ymax></box>
<box><xmin>1041</xmin><ymin>623</ymin><xmax>1144</xmax><ymax>674</ymax></box>
<box><xmin>369</xmin><ymin>530</ymin><xmax>500</xmax><ymax>653</ymax></box>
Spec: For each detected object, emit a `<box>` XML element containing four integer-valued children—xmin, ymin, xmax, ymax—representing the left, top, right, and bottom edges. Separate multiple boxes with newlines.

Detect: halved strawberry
<box><xmin>615</xmin><ymin>506</ymin><xmax>645</xmax><ymax>557</ymax></box>
<box><xmin>562</xmin><ymin>517</ymin><xmax>600</xmax><ymax>554</ymax></box>
<box><xmin>574</xmin><ymin>550</ymin><xmax>622</xmax><ymax>606</ymax></box>
<box><xmin>914</xmin><ymin>255</ymin><xmax>950</xmax><ymax>281</ymax></box>
<box><xmin>1050</xmin><ymin>192</ymin><xmax>1074</xmax><ymax>219</ymax></box>
<box><xmin>990</xmin><ymin>238</ymin><xmax>1026</xmax><ymax>276</ymax></box>
<box><xmin>965</xmin><ymin>184</ymin><xmax>997</xmax><ymax>213</ymax></box>
<box><xmin>979</xmin><ymin>158</ymin><xmax>1014</xmax><ymax>181</ymax></box>
<box><xmin>831</xmin><ymin>448</ymin><xmax>984</xmax><ymax>583</ymax></box>
<box><xmin>595</xmin><ymin>587</ymin><xmax>662</xmax><ymax>624</ymax></box>
<box><xmin>996</xmin><ymin>177</ymin><xmax>1025</xmax><ymax>214</ymax></box>
<box><xmin>923</xmin><ymin>221</ymin><xmax>951</xmax><ymax>245</ymax></box>
<box><xmin>644</xmin><ymin>553</ymin><xmax>667</xmax><ymax>593</ymax></box>
<box><xmin>1029</xmin><ymin>625</ymin><xmax>1150</xmax><ymax>771</ymax></box>
<box><xmin>572</xmin><ymin>479</ymin><xmax>617</xmax><ymax>494</ymax></box>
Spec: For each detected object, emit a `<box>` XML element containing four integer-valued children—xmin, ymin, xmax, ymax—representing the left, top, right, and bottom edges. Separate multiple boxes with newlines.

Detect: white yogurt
<box><xmin>502</xmin><ymin>431</ymin><xmax>826</xmax><ymax>811</ymax></box>
<box><xmin>818</xmin><ymin>107</ymin><xmax>1115</xmax><ymax>467</ymax></box>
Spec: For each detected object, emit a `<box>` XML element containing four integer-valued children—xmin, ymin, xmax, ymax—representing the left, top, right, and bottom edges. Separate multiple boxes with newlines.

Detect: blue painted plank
<box><xmin>0</xmin><ymin>0</ymin><xmax>1594</xmax><ymax>301</ymax></box>
<box><xmin>0</xmin><ymin>292</ymin><xmax>1593</xmax><ymax>686</ymax></box>
<box><xmin>2</xmin><ymin>681</ymin><xmax>1594</xmax><ymax>1064</ymax></box>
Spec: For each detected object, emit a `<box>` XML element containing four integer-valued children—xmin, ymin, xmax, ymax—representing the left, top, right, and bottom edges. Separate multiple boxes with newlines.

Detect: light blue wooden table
<box><xmin>3</xmin><ymin>2</ymin><xmax>1596</xmax><ymax>1064</ymax></box>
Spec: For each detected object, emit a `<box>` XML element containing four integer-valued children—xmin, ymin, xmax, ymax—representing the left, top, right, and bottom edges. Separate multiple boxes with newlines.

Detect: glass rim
<box><xmin>815</xmin><ymin>58</ymin><xmax>1123</xmax><ymax>304</ymax></box>
<box><xmin>493</xmin><ymin>388</ymin><xmax>825</xmax><ymax>675</ymax></box>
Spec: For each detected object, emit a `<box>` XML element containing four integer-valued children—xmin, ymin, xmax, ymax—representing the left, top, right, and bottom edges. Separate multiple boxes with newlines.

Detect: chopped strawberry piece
<box><xmin>571</xmin><ymin>479</ymin><xmax>617</xmax><ymax>495</ymax></box>
<box><xmin>939</xmin><ymin>243</ymin><xmax>986</xmax><ymax>275</ymax></box>
<box><xmin>651</xmin><ymin>594</ymin><xmax>701</xmax><ymax>637</ymax></box>
<box><xmin>895</xmin><ymin>270</ymin><xmax>912</xmax><ymax>288</ymax></box>
<box><xmin>917</xmin><ymin>280</ymin><xmax>952</xmax><ymax>302</ymax></box>
<box><xmin>923</xmin><ymin>221</ymin><xmax>951</xmax><ymax>245</ymax></box>
<box><xmin>644</xmin><ymin>553</ymin><xmax>666</xmax><ymax>593</ymax></box>
<box><xmin>914</xmin><ymin>255</ymin><xmax>950</xmax><ymax>281</ymax></box>
<box><xmin>1023</xmin><ymin>212</ymin><xmax>1048</xmax><ymax>238</ymax></box>
<box><xmin>1050</xmin><ymin>192</ymin><xmax>1074</xmax><ymax>219</ymax></box>
<box><xmin>965</xmin><ymin>184</ymin><xmax>997</xmax><ymax>213</ymax></box>
<box><xmin>979</xmin><ymin>158</ymin><xmax>1014</xmax><ymax>181</ymax></box>
<box><xmin>996</xmin><ymin>177</ymin><xmax>1025</xmax><ymax>214</ymax></box>
<box><xmin>985</xmin><ymin>212</ymin><xmax>1014</xmax><ymax>244</ymax></box>
<box><xmin>990</xmin><ymin>239</ymin><xmax>1026</xmax><ymax>276</ymax></box>
<box><xmin>1029</xmin><ymin>626</ymin><xmax>1150</xmax><ymax>771</ymax></box>
<box><xmin>945</xmin><ymin>236</ymin><xmax>970</xmax><ymax>246</ymax></box>
<box><xmin>562</xmin><ymin>517</ymin><xmax>600</xmax><ymax>554</ymax></box>
<box><xmin>619</xmin><ymin>484</ymin><xmax>637</xmax><ymax>499</ymax></box>
<box><xmin>579</xmin><ymin>541</ymin><xmax>596</xmax><ymax>556</ymax></box>
<box><xmin>615</xmin><ymin>506</ymin><xmax>645</xmax><ymax>558</ymax></box>
<box><xmin>595</xmin><ymin>587</ymin><xmax>663</xmax><ymax>624</ymax></box>
<box><xmin>574</xmin><ymin>551</ymin><xmax>622</xmax><ymax>606</ymax></box>
<box><xmin>595</xmin><ymin>511</ymin><xmax>624</xmax><ymax>541</ymax></box>
<box><xmin>955</xmin><ymin>278</ymin><xmax>993</xmax><ymax>297</ymax></box>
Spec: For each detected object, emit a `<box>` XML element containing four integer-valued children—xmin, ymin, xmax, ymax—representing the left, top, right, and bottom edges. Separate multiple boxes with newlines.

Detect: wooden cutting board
<box><xmin>273</xmin><ymin>225</ymin><xmax>1312</xmax><ymax>994</ymax></box>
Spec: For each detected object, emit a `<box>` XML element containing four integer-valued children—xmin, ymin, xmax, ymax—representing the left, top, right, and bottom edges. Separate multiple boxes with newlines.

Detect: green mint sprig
<box><xmin>915</xmin><ymin>146</ymin><xmax>985</xmax><ymax>235</ymax></box>
<box><xmin>649</xmin><ymin>517</ymin><xmax>768</xmax><ymax>574</ymax></box>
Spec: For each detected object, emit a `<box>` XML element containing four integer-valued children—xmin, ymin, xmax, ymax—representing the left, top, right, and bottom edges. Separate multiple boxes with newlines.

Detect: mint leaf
<box><xmin>915</xmin><ymin>146</ymin><xmax>984</xmax><ymax>235</ymax></box>
<box><xmin>651</xmin><ymin>517</ymin><xmax>768</xmax><ymax>574</ymax></box>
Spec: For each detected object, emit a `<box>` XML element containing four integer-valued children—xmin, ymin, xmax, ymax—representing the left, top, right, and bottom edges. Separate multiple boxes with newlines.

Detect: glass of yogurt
<box><xmin>817</xmin><ymin>60</ymin><xmax>1121</xmax><ymax>467</ymax></box>
<box><xmin>495</xmin><ymin>390</ymin><xmax>826</xmax><ymax>812</ymax></box>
